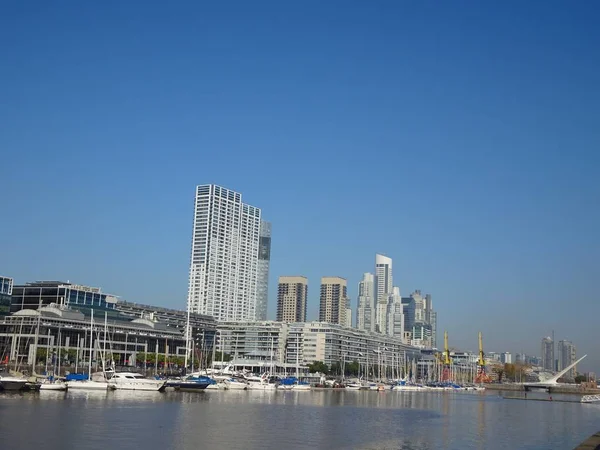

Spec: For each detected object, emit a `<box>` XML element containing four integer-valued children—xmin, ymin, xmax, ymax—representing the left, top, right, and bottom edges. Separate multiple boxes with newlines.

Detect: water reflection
<box><xmin>1</xmin><ymin>390</ymin><xmax>599</xmax><ymax>450</ymax></box>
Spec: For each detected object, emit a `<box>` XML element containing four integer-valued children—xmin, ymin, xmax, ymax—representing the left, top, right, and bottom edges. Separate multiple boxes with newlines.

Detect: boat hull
<box><xmin>0</xmin><ymin>378</ymin><xmax>28</xmax><ymax>391</ymax></box>
<box><xmin>66</xmin><ymin>381</ymin><xmax>110</xmax><ymax>391</ymax></box>
<box><xmin>40</xmin><ymin>382</ymin><xmax>68</xmax><ymax>391</ymax></box>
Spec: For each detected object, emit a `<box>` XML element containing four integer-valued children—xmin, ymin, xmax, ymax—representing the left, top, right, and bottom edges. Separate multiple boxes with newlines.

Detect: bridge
<box><xmin>522</xmin><ymin>354</ymin><xmax>587</xmax><ymax>392</ymax></box>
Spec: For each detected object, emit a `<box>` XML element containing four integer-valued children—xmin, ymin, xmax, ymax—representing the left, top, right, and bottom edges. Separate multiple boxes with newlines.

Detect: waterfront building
<box><xmin>501</xmin><ymin>352</ymin><xmax>512</xmax><ymax>364</ymax></box>
<box><xmin>216</xmin><ymin>320</ymin><xmax>422</xmax><ymax>374</ymax></box>
<box><xmin>276</xmin><ymin>276</ymin><xmax>308</xmax><ymax>323</ymax></box>
<box><xmin>356</xmin><ymin>273</ymin><xmax>375</xmax><ymax>332</ymax></box>
<box><xmin>10</xmin><ymin>281</ymin><xmax>118</xmax><ymax>313</ymax></box>
<box><xmin>187</xmin><ymin>184</ymin><xmax>263</xmax><ymax>322</ymax></box>
<box><xmin>319</xmin><ymin>277</ymin><xmax>349</xmax><ymax>326</ymax></box>
<box><xmin>541</xmin><ymin>336</ymin><xmax>554</xmax><ymax>372</ymax></box>
<box><xmin>558</xmin><ymin>340</ymin><xmax>577</xmax><ymax>377</ymax></box>
<box><xmin>0</xmin><ymin>275</ymin><xmax>13</xmax><ymax>316</ymax></box>
<box><xmin>374</xmin><ymin>254</ymin><xmax>392</xmax><ymax>334</ymax></box>
<box><xmin>255</xmin><ymin>221</ymin><xmax>272</xmax><ymax>321</ymax></box>
<box><xmin>0</xmin><ymin>302</ymin><xmax>216</xmax><ymax>371</ymax></box>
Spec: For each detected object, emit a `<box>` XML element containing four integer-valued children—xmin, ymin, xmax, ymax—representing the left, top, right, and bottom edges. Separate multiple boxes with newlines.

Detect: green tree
<box><xmin>575</xmin><ymin>375</ymin><xmax>587</xmax><ymax>384</ymax></box>
<box><xmin>346</xmin><ymin>360</ymin><xmax>360</xmax><ymax>376</ymax></box>
<box><xmin>330</xmin><ymin>361</ymin><xmax>342</xmax><ymax>376</ymax></box>
<box><xmin>308</xmin><ymin>361</ymin><xmax>329</xmax><ymax>374</ymax></box>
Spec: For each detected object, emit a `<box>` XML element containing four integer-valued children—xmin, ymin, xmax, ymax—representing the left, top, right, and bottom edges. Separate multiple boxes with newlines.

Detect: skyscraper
<box><xmin>319</xmin><ymin>277</ymin><xmax>348</xmax><ymax>326</ymax></box>
<box><xmin>558</xmin><ymin>340</ymin><xmax>577</xmax><ymax>377</ymax></box>
<box><xmin>375</xmin><ymin>254</ymin><xmax>392</xmax><ymax>334</ymax></box>
<box><xmin>356</xmin><ymin>273</ymin><xmax>375</xmax><ymax>332</ymax></box>
<box><xmin>387</xmin><ymin>286</ymin><xmax>404</xmax><ymax>338</ymax></box>
<box><xmin>541</xmin><ymin>336</ymin><xmax>554</xmax><ymax>372</ymax></box>
<box><xmin>276</xmin><ymin>276</ymin><xmax>308</xmax><ymax>323</ymax></box>
<box><xmin>187</xmin><ymin>184</ymin><xmax>262</xmax><ymax>321</ymax></box>
<box><xmin>255</xmin><ymin>221</ymin><xmax>272</xmax><ymax>320</ymax></box>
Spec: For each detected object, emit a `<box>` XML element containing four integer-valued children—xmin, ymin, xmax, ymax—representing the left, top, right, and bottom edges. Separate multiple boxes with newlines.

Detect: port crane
<box><xmin>475</xmin><ymin>331</ymin><xmax>492</xmax><ymax>384</ymax></box>
<box><xmin>441</xmin><ymin>331</ymin><xmax>452</xmax><ymax>381</ymax></box>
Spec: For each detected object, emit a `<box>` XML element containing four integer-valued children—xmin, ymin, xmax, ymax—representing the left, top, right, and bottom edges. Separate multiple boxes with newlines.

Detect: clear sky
<box><xmin>2</xmin><ymin>2</ymin><xmax>599</xmax><ymax>371</ymax></box>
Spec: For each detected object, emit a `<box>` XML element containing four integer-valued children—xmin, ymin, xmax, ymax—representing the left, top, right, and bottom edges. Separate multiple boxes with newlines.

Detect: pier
<box><xmin>575</xmin><ymin>432</ymin><xmax>600</xmax><ymax>449</ymax></box>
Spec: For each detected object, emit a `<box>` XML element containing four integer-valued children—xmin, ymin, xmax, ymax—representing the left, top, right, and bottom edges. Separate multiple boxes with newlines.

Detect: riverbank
<box><xmin>575</xmin><ymin>431</ymin><xmax>600</xmax><ymax>449</ymax></box>
<box><xmin>485</xmin><ymin>384</ymin><xmax>600</xmax><ymax>395</ymax></box>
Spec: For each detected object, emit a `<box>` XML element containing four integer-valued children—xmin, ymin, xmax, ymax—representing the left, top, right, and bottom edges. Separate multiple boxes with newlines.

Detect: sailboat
<box><xmin>66</xmin><ymin>310</ymin><xmax>110</xmax><ymax>391</ymax></box>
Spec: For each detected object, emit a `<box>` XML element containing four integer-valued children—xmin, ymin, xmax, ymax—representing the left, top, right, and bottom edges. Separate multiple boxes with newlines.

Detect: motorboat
<box><xmin>223</xmin><ymin>377</ymin><xmax>248</xmax><ymax>390</ymax></box>
<box><xmin>0</xmin><ymin>375</ymin><xmax>29</xmax><ymax>391</ymax></box>
<box><xmin>172</xmin><ymin>375</ymin><xmax>213</xmax><ymax>392</ymax></box>
<box><xmin>108</xmin><ymin>372</ymin><xmax>166</xmax><ymax>392</ymax></box>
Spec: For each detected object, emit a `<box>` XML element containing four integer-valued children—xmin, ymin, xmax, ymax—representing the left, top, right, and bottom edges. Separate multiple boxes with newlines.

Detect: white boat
<box><xmin>108</xmin><ymin>372</ymin><xmax>166</xmax><ymax>391</ymax></box>
<box><xmin>247</xmin><ymin>380</ymin><xmax>277</xmax><ymax>390</ymax></box>
<box><xmin>0</xmin><ymin>375</ymin><xmax>29</xmax><ymax>391</ymax></box>
<box><xmin>292</xmin><ymin>382</ymin><xmax>311</xmax><ymax>391</ymax></box>
<box><xmin>66</xmin><ymin>379</ymin><xmax>110</xmax><ymax>391</ymax></box>
<box><xmin>345</xmin><ymin>383</ymin><xmax>362</xmax><ymax>390</ymax></box>
<box><xmin>392</xmin><ymin>384</ymin><xmax>423</xmax><ymax>391</ymax></box>
<box><xmin>39</xmin><ymin>379</ymin><xmax>68</xmax><ymax>391</ymax></box>
<box><xmin>224</xmin><ymin>378</ymin><xmax>248</xmax><ymax>390</ymax></box>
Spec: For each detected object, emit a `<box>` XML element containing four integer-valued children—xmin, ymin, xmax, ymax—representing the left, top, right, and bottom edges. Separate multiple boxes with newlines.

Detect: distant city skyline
<box><xmin>2</xmin><ymin>2</ymin><xmax>598</xmax><ymax>372</ymax></box>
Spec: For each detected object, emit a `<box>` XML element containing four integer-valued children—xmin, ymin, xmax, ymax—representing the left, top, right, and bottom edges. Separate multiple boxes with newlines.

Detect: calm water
<box><xmin>1</xmin><ymin>390</ymin><xmax>599</xmax><ymax>450</ymax></box>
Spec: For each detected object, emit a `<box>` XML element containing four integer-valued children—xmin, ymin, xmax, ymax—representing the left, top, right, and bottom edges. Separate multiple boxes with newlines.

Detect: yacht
<box><xmin>65</xmin><ymin>372</ymin><xmax>111</xmax><ymax>391</ymax></box>
<box><xmin>39</xmin><ymin>378</ymin><xmax>68</xmax><ymax>391</ymax></box>
<box><xmin>0</xmin><ymin>375</ymin><xmax>29</xmax><ymax>391</ymax></box>
<box><xmin>108</xmin><ymin>372</ymin><xmax>166</xmax><ymax>391</ymax></box>
<box><xmin>246</xmin><ymin>375</ymin><xmax>277</xmax><ymax>390</ymax></box>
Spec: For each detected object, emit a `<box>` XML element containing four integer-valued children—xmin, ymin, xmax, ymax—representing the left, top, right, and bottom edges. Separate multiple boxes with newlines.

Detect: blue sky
<box><xmin>1</xmin><ymin>2</ymin><xmax>599</xmax><ymax>371</ymax></box>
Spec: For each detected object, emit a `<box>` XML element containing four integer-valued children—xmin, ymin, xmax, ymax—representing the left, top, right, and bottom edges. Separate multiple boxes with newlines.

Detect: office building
<box><xmin>276</xmin><ymin>276</ymin><xmax>308</xmax><ymax>323</ymax></box>
<box><xmin>187</xmin><ymin>184</ymin><xmax>262</xmax><ymax>321</ymax></box>
<box><xmin>558</xmin><ymin>340</ymin><xmax>577</xmax><ymax>377</ymax></box>
<box><xmin>356</xmin><ymin>273</ymin><xmax>375</xmax><ymax>332</ymax></box>
<box><xmin>319</xmin><ymin>277</ymin><xmax>348</xmax><ymax>326</ymax></box>
<box><xmin>541</xmin><ymin>336</ymin><xmax>554</xmax><ymax>372</ymax></box>
<box><xmin>501</xmin><ymin>352</ymin><xmax>512</xmax><ymax>364</ymax></box>
<box><xmin>255</xmin><ymin>221</ymin><xmax>272</xmax><ymax>320</ymax></box>
<box><xmin>374</xmin><ymin>254</ymin><xmax>392</xmax><ymax>334</ymax></box>
<box><xmin>0</xmin><ymin>276</ymin><xmax>13</xmax><ymax>316</ymax></box>
<box><xmin>10</xmin><ymin>281</ymin><xmax>118</xmax><ymax>313</ymax></box>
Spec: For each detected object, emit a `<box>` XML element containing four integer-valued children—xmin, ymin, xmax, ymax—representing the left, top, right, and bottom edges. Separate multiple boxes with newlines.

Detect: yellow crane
<box><xmin>475</xmin><ymin>331</ymin><xmax>492</xmax><ymax>383</ymax></box>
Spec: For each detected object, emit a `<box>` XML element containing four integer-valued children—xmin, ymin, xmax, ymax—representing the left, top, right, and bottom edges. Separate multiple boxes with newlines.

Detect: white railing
<box><xmin>581</xmin><ymin>394</ymin><xmax>600</xmax><ymax>403</ymax></box>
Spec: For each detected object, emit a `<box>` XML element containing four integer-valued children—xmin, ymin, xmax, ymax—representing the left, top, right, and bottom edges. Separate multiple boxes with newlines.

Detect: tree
<box><xmin>308</xmin><ymin>361</ymin><xmax>329</xmax><ymax>374</ymax></box>
<box><xmin>346</xmin><ymin>360</ymin><xmax>360</xmax><ymax>376</ymax></box>
<box><xmin>575</xmin><ymin>375</ymin><xmax>587</xmax><ymax>384</ymax></box>
<box><xmin>330</xmin><ymin>361</ymin><xmax>342</xmax><ymax>376</ymax></box>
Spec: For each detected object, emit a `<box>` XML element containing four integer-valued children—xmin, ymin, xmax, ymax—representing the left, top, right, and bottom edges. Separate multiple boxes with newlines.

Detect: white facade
<box><xmin>375</xmin><ymin>254</ymin><xmax>393</xmax><ymax>334</ymax></box>
<box><xmin>387</xmin><ymin>287</ymin><xmax>404</xmax><ymax>338</ymax></box>
<box><xmin>187</xmin><ymin>184</ymin><xmax>262</xmax><ymax>321</ymax></box>
<box><xmin>356</xmin><ymin>273</ymin><xmax>375</xmax><ymax>332</ymax></box>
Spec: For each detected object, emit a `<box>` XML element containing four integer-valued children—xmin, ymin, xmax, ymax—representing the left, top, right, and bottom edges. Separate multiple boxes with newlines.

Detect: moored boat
<box><xmin>108</xmin><ymin>372</ymin><xmax>166</xmax><ymax>391</ymax></box>
<box><xmin>0</xmin><ymin>375</ymin><xmax>29</xmax><ymax>391</ymax></box>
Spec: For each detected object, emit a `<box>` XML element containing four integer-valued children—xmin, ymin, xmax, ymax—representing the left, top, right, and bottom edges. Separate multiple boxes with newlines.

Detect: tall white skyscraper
<box><xmin>558</xmin><ymin>340</ymin><xmax>577</xmax><ymax>377</ymax></box>
<box><xmin>356</xmin><ymin>273</ymin><xmax>375</xmax><ymax>331</ymax></box>
<box><xmin>255</xmin><ymin>221</ymin><xmax>272</xmax><ymax>320</ymax></box>
<box><xmin>375</xmin><ymin>254</ymin><xmax>392</xmax><ymax>334</ymax></box>
<box><xmin>387</xmin><ymin>286</ymin><xmax>404</xmax><ymax>338</ymax></box>
<box><xmin>187</xmin><ymin>184</ymin><xmax>262</xmax><ymax>321</ymax></box>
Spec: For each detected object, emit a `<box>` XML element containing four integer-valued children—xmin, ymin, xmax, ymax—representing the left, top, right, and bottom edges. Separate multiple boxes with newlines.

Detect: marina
<box><xmin>1</xmin><ymin>388</ymin><xmax>599</xmax><ymax>450</ymax></box>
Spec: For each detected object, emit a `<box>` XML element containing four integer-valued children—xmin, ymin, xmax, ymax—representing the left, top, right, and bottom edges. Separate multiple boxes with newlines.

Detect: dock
<box><xmin>574</xmin><ymin>431</ymin><xmax>600</xmax><ymax>449</ymax></box>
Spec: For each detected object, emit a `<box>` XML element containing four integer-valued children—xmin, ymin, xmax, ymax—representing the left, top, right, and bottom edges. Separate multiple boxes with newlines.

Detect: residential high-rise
<box><xmin>541</xmin><ymin>337</ymin><xmax>554</xmax><ymax>372</ymax></box>
<box><xmin>387</xmin><ymin>287</ymin><xmax>404</xmax><ymax>338</ymax></box>
<box><xmin>187</xmin><ymin>184</ymin><xmax>262</xmax><ymax>321</ymax></box>
<box><xmin>319</xmin><ymin>277</ymin><xmax>348</xmax><ymax>326</ymax></box>
<box><xmin>356</xmin><ymin>273</ymin><xmax>375</xmax><ymax>332</ymax></box>
<box><xmin>255</xmin><ymin>221</ymin><xmax>272</xmax><ymax>320</ymax></box>
<box><xmin>375</xmin><ymin>254</ymin><xmax>392</xmax><ymax>334</ymax></box>
<box><xmin>276</xmin><ymin>276</ymin><xmax>308</xmax><ymax>323</ymax></box>
<box><xmin>558</xmin><ymin>340</ymin><xmax>577</xmax><ymax>377</ymax></box>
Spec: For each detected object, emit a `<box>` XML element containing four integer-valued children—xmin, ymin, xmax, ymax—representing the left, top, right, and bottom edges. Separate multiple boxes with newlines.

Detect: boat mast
<box><xmin>184</xmin><ymin>301</ymin><xmax>191</xmax><ymax>372</ymax></box>
<box><xmin>102</xmin><ymin>311</ymin><xmax>107</xmax><ymax>374</ymax></box>
<box><xmin>88</xmin><ymin>309</ymin><xmax>94</xmax><ymax>380</ymax></box>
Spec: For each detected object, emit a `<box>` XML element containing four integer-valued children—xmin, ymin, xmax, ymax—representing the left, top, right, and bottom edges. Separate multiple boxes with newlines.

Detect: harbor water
<box><xmin>1</xmin><ymin>390</ymin><xmax>599</xmax><ymax>449</ymax></box>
